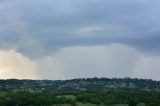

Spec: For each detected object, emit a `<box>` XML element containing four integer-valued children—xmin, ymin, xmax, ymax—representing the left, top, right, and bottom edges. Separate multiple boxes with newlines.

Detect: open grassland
<box><xmin>57</xmin><ymin>95</ymin><xmax>76</xmax><ymax>100</ymax></box>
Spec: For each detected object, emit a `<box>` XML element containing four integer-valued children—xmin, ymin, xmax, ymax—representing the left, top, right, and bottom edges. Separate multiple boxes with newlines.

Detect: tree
<box><xmin>128</xmin><ymin>99</ymin><xmax>138</xmax><ymax>106</ymax></box>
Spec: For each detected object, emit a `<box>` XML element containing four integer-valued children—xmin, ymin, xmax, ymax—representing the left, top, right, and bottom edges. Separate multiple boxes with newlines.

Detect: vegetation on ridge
<box><xmin>0</xmin><ymin>77</ymin><xmax>160</xmax><ymax>106</ymax></box>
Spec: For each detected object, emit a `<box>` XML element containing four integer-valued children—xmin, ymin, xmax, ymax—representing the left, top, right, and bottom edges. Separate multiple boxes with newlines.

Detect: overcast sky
<box><xmin>0</xmin><ymin>0</ymin><xmax>160</xmax><ymax>80</ymax></box>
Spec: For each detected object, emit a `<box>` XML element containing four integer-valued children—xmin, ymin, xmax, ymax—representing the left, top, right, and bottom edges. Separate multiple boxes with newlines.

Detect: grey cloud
<box><xmin>37</xmin><ymin>45</ymin><xmax>141</xmax><ymax>79</ymax></box>
<box><xmin>0</xmin><ymin>0</ymin><xmax>160</xmax><ymax>58</ymax></box>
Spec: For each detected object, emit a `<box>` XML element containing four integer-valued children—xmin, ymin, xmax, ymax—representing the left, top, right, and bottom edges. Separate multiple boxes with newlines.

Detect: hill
<box><xmin>0</xmin><ymin>78</ymin><xmax>160</xmax><ymax>106</ymax></box>
<box><xmin>0</xmin><ymin>77</ymin><xmax>159</xmax><ymax>91</ymax></box>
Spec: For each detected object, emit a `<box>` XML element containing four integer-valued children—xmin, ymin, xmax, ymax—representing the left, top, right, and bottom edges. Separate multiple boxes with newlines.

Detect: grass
<box><xmin>57</xmin><ymin>95</ymin><xmax>76</xmax><ymax>100</ymax></box>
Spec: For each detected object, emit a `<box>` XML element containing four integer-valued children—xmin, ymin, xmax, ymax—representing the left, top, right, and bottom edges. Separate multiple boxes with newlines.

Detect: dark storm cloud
<box><xmin>0</xmin><ymin>0</ymin><xmax>160</xmax><ymax>58</ymax></box>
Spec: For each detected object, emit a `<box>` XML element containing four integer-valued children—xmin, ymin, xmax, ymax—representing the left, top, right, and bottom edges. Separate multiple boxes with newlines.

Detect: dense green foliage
<box><xmin>0</xmin><ymin>89</ymin><xmax>160</xmax><ymax>106</ymax></box>
<box><xmin>0</xmin><ymin>78</ymin><xmax>160</xmax><ymax>106</ymax></box>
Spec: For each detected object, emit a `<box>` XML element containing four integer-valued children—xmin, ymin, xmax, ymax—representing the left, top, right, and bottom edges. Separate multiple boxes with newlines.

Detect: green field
<box><xmin>57</xmin><ymin>95</ymin><xmax>76</xmax><ymax>100</ymax></box>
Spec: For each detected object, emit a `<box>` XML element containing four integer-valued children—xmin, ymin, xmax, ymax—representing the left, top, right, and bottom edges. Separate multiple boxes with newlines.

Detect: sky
<box><xmin>0</xmin><ymin>0</ymin><xmax>160</xmax><ymax>80</ymax></box>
